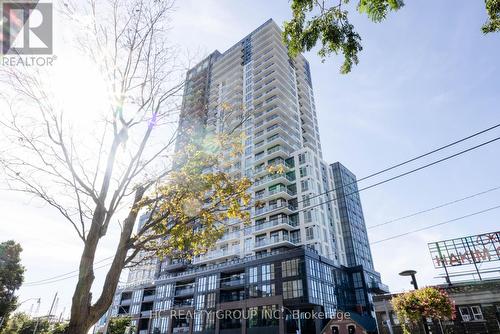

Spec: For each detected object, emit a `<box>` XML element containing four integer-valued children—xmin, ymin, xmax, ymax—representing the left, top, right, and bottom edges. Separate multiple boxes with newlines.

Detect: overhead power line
<box><xmin>370</xmin><ymin>204</ymin><xmax>500</xmax><ymax>245</ymax></box>
<box><xmin>356</xmin><ymin>123</ymin><xmax>500</xmax><ymax>183</ymax></box>
<box><xmin>301</xmin><ymin>135</ymin><xmax>500</xmax><ymax>213</ymax></box>
<box><xmin>305</xmin><ymin>122</ymin><xmax>500</xmax><ymax>204</ymax></box>
<box><xmin>24</xmin><ymin>261</ymin><xmax>113</xmax><ymax>287</ymax></box>
<box><xmin>21</xmin><ymin>126</ymin><xmax>500</xmax><ymax>287</ymax></box>
<box><xmin>23</xmin><ymin>256</ymin><xmax>114</xmax><ymax>285</ymax></box>
<box><xmin>367</xmin><ymin>185</ymin><xmax>500</xmax><ymax>229</ymax></box>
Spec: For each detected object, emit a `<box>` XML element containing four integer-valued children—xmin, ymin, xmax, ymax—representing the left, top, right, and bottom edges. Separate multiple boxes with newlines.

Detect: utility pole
<box><xmin>47</xmin><ymin>292</ymin><xmax>58</xmax><ymax>322</ymax></box>
<box><xmin>58</xmin><ymin>307</ymin><xmax>66</xmax><ymax>323</ymax></box>
<box><xmin>35</xmin><ymin>293</ymin><xmax>57</xmax><ymax>334</ymax></box>
<box><xmin>31</xmin><ymin>299</ymin><xmax>42</xmax><ymax>334</ymax></box>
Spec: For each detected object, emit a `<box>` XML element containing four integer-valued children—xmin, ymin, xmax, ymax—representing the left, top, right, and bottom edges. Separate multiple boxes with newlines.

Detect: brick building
<box><xmin>374</xmin><ymin>279</ymin><xmax>500</xmax><ymax>334</ymax></box>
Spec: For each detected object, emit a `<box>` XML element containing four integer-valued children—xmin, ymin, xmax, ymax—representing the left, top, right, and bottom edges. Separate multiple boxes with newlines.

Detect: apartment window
<box><xmin>194</xmin><ymin>313</ymin><xmax>203</xmax><ymax>332</ymax></box>
<box><xmin>261</xmin><ymin>284</ymin><xmax>275</xmax><ymax>297</ymax></box>
<box><xmin>299</xmin><ymin>166</ymin><xmax>308</xmax><ymax>178</ymax></box>
<box><xmin>248</xmin><ymin>307</ymin><xmax>258</xmax><ymax>328</ymax></box>
<box><xmin>249</xmin><ymin>284</ymin><xmax>259</xmax><ymax>297</ymax></box>
<box><xmin>206</xmin><ymin>311</ymin><xmax>215</xmax><ymax>329</ymax></box>
<box><xmin>206</xmin><ymin>292</ymin><xmax>216</xmax><ymax>309</ymax></box>
<box><xmin>151</xmin><ymin>317</ymin><xmax>169</xmax><ymax>334</ymax></box>
<box><xmin>310</xmin><ymin>279</ymin><xmax>319</xmax><ymax>299</ymax></box>
<box><xmin>132</xmin><ymin>290</ymin><xmax>142</xmax><ymax>303</ymax></box>
<box><xmin>301</xmin><ymin>180</ymin><xmax>309</xmax><ymax>192</ymax></box>
<box><xmin>249</xmin><ymin>267</ymin><xmax>258</xmax><ymax>283</ymax></box>
<box><xmin>304</xmin><ymin>210</ymin><xmax>313</xmax><ymax>223</ymax></box>
<box><xmin>282</xmin><ymin>258</ymin><xmax>300</xmax><ymax>278</ymax></box>
<box><xmin>244</xmin><ymin>238</ymin><xmax>253</xmax><ymax>252</ymax></box>
<box><xmin>302</xmin><ymin>195</ymin><xmax>311</xmax><ymax>208</ymax></box>
<box><xmin>298</xmin><ymin>153</ymin><xmax>308</xmax><ymax>165</ymax></box>
<box><xmin>207</xmin><ymin>275</ymin><xmax>217</xmax><ymax>291</ymax></box>
<box><xmin>195</xmin><ymin>294</ymin><xmax>205</xmax><ymax>309</ymax></box>
<box><xmin>459</xmin><ymin>305</ymin><xmax>484</xmax><ymax>321</ymax></box>
<box><xmin>283</xmin><ymin>280</ymin><xmax>303</xmax><ymax>299</ymax></box>
<box><xmin>131</xmin><ymin>304</ymin><xmax>140</xmax><ymax>314</ymax></box>
<box><xmin>262</xmin><ymin>305</ymin><xmax>279</xmax><ymax>326</ymax></box>
<box><xmin>306</xmin><ymin>226</ymin><xmax>314</xmax><ymax>240</ymax></box>
<box><xmin>261</xmin><ymin>264</ymin><xmax>275</xmax><ymax>281</ymax></box>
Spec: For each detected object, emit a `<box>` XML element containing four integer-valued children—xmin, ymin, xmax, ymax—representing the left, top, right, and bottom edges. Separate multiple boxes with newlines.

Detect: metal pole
<box><xmin>436</xmin><ymin>244</ymin><xmax>451</xmax><ymax>285</ymax></box>
<box><xmin>47</xmin><ymin>292</ymin><xmax>58</xmax><ymax>322</ymax></box>
<box><xmin>410</xmin><ymin>274</ymin><xmax>430</xmax><ymax>334</ymax></box>
<box><xmin>33</xmin><ymin>318</ymin><xmax>40</xmax><ymax>334</ymax></box>
<box><xmin>383</xmin><ymin>300</ymin><xmax>394</xmax><ymax>334</ymax></box>
<box><xmin>464</xmin><ymin>238</ymin><xmax>482</xmax><ymax>280</ymax></box>
<box><xmin>33</xmin><ymin>299</ymin><xmax>42</xmax><ymax>334</ymax></box>
<box><xmin>410</xmin><ymin>274</ymin><xmax>419</xmax><ymax>289</ymax></box>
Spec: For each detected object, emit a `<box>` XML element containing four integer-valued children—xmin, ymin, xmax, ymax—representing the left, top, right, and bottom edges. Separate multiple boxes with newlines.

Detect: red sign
<box><xmin>428</xmin><ymin>231</ymin><xmax>500</xmax><ymax>268</ymax></box>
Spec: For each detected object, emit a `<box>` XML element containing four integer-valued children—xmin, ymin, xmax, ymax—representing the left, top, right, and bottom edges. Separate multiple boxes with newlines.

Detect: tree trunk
<box><xmin>68</xmin><ymin>204</ymin><xmax>106</xmax><ymax>334</ymax></box>
<box><xmin>67</xmin><ymin>187</ymin><xmax>145</xmax><ymax>334</ymax></box>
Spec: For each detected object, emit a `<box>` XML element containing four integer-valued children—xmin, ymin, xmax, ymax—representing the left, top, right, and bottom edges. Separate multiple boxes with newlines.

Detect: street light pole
<box><xmin>399</xmin><ymin>270</ymin><xmax>430</xmax><ymax>334</ymax></box>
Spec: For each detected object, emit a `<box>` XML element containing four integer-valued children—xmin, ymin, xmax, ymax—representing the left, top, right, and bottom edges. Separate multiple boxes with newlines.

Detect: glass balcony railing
<box><xmin>174</xmin><ymin>287</ymin><xmax>195</xmax><ymax>296</ymax></box>
<box><xmin>254</xmin><ymin>217</ymin><xmax>295</xmax><ymax>232</ymax></box>
<box><xmin>218</xmin><ymin>230</ymin><xmax>242</xmax><ymax>242</ymax></box>
<box><xmin>253</xmin><ymin>172</ymin><xmax>295</xmax><ymax>187</ymax></box>
<box><xmin>192</xmin><ymin>247</ymin><xmax>240</xmax><ymax>264</ymax></box>
<box><xmin>268</xmin><ymin>186</ymin><xmax>295</xmax><ymax>196</ymax></box>
<box><xmin>254</xmin><ymin>202</ymin><xmax>297</xmax><ymax>217</ymax></box>
<box><xmin>220</xmin><ymin>275</ymin><xmax>245</xmax><ymax>287</ymax></box>
<box><xmin>173</xmin><ymin>299</ymin><xmax>193</xmax><ymax>308</ymax></box>
<box><xmin>254</xmin><ymin>234</ymin><xmax>300</xmax><ymax>248</ymax></box>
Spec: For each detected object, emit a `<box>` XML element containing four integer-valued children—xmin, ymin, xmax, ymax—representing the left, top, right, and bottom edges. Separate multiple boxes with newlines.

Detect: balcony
<box><xmin>220</xmin><ymin>275</ymin><xmax>245</xmax><ymax>288</ymax></box>
<box><xmin>254</xmin><ymin>233</ymin><xmax>300</xmax><ymax>250</ymax></box>
<box><xmin>162</xmin><ymin>259</ymin><xmax>189</xmax><ymax>273</ymax></box>
<box><xmin>267</xmin><ymin>185</ymin><xmax>296</xmax><ymax>200</ymax></box>
<box><xmin>172</xmin><ymin>327</ymin><xmax>190</xmax><ymax>333</ymax></box>
<box><xmin>217</xmin><ymin>230</ymin><xmax>242</xmax><ymax>242</ymax></box>
<box><xmin>173</xmin><ymin>299</ymin><xmax>193</xmax><ymax>309</ymax></box>
<box><xmin>140</xmin><ymin>310</ymin><xmax>152</xmax><ymax>318</ymax></box>
<box><xmin>368</xmin><ymin>281</ymin><xmax>390</xmax><ymax>294</ymax></box>
<box><xmin>254</xmin><ymin>217</ymin><xmax>298</xmax><ymax>233</ymax></box>
<box><xmin>253</xmin><ymin>202</ymin><xmax>296</xmax><ymax>218</ymax></box>
<box><xmin>253</xmin><ymin>173</ymin><xmax>295</xmax><ymax>190</ymax></box>
<box><xmin>174</xmin><ymin>287</ymin><xmax>195</xmax><ymax>297</ymax></box>
<box><xmin>192</xmin><ymin>247</ymin><xmax>240</xmax><ymax>264</ymax></box>
<box><xmin>142</xmin><ymin>294</ymin><xmax>155</xmax><ymax>302</ymax></box>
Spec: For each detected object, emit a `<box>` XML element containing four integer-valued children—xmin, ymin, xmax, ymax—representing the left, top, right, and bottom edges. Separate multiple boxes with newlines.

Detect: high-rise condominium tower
<box><xmin>100</xmin><ymin>19</ymin><xmax>387</xmax><ymax>334</ymax></box>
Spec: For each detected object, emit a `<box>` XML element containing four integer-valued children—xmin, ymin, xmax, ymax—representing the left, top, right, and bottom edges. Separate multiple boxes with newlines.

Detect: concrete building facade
<box><xmin>100</xmin><ymin>19</ymin><xmax>387</xmax><ymax>334</ymax></box>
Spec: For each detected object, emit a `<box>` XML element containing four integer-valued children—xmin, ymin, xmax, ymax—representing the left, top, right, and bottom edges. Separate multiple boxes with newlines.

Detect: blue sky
<box><xmin>2</xmin><ymin>0</ymin><xmax>499</xmax><ymax>318</ymax></box>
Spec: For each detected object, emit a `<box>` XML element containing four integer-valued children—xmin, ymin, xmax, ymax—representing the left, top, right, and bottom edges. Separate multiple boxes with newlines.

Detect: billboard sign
<box><xmin>428</xmin><ymin>231</ymin><xmax>500</xmax><ymax>269</ymax></box>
